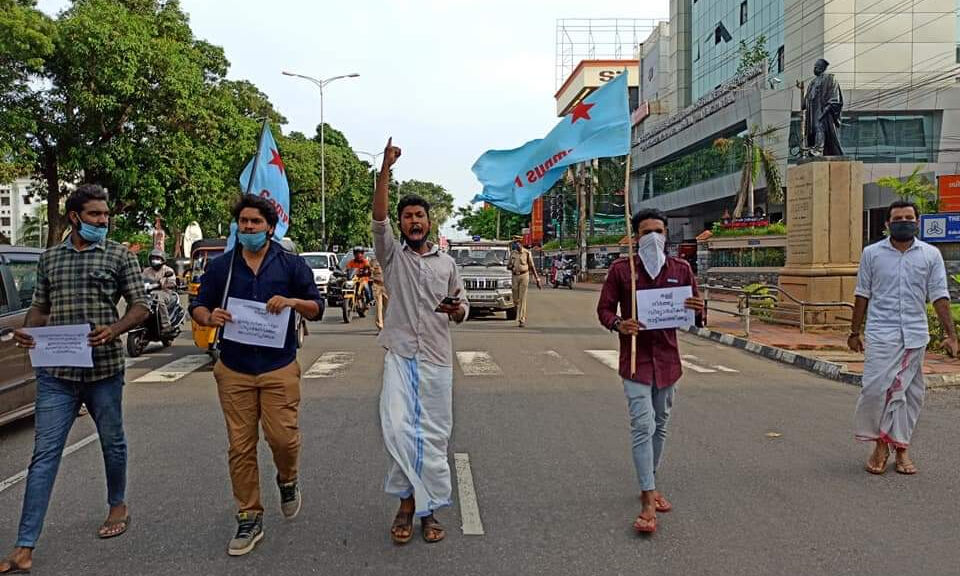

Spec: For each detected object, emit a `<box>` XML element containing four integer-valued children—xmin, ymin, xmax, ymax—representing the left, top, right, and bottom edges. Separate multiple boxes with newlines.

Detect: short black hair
<box><xmin>65</xmin><ymin>184</ymin><xmax>109</xmax><ymax>217</ymax></box>
<box><xmin>631</xmin><ymin>208</ymin><xmax>668</xmax><ymax>232</ymax></box>
<box><xmin>886</xmin><ymin>199</ymin><xmax>919</xmax><ymax>221</ymax></box>
<box><xmin>232</xmin><ymin>194</ymin><xmax>279</xmax><ymax>228</ymax></box>
<box><xmin>397</xmin><ymin>195</ymin><xmax>431</xmax><ymax>221</ymax></box>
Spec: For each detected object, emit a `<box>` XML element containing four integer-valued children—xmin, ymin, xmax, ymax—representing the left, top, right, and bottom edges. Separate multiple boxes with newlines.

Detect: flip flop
<box><xmin>421</xmin><ymin>516</ymin><xmax>446</xmax><ymax>544</ymax></box>
<box><xmin>390</xmin><ymin>510</ymin><xmax>414</xmax><ymax>545</ymax></box>
<box><xmin>0</xmin><ymin>559</ymin><xmax>30</xmax><ymax>574</ymax></box>
<box><xmin>654</xmin><ymin>496</ymin><xmax>673</xmax><ymax>513</ymax></box>
<box><xmin>895</xmin><ymin>461</ymin><xmax>918</xmax><ymax>475</ymax></box>
<box><xmin>865</xmin><ymin>445</ymin><xmax>889</xmax><ymax>475</ymax></box>
<box><xmin>97</xmin><ymin>515</ymin><xmax>131</xmax><ymax>539</ymax></box>
<box><xmin>633</xmin><ymin>513</ymin><xmax>657</xmax><ymax>534</ymax></box>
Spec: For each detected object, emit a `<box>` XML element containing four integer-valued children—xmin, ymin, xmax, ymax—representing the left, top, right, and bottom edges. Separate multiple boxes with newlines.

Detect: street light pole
<box><xmin>282</xmin><ymin>70</ymin><xmax>359</xmax><ymax>249</ymax></box>
<box><xmin>354</xmin><ymin>150</ymin><xmax>384</xmax><ymax>198</ymax></box>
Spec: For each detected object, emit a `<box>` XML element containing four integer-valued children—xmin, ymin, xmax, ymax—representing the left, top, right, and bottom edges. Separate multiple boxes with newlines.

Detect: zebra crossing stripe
<box><xmin>124</xmin><ymin>357</ymin><xmax>150</xmax><ymax>368</ymax></box>
<box><xmin>304</xmin><ymin>352</ymin><xmax>356</xmax><ymax>378</ymax></box>
<box><xmin>585</xmin><ymin>350</ymin><xmax>620</xmax><ymax>371</ymax></box>
<box><xmin>680</xmin><ymin>359</ymin><xmax>717</xmax><ymax>373</ymax></box>
<box><xmin>540</xmin><ymin>350</ymin><xmax>584</xmax><ymax>375</ymax></box>
<box><xmin>456</xmin><ymin>351</ymin><xmax>503</xmax><ymax>376</ymax></box>
<box><xmin>133</xmin><ymin>354</ymin><xmax>212</xmax><ymax>383</ymax></box>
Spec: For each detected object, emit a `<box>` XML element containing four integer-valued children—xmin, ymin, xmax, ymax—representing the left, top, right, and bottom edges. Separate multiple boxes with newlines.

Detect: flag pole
<box><xmin>622</xmin><ymin>152</ymin><xmax>637</xmax><ymax>376</ymax></box>
<box><xmin>212</xmin><ymin>119</ymin><xmax>270</xmax><ymax>352</ymax></box>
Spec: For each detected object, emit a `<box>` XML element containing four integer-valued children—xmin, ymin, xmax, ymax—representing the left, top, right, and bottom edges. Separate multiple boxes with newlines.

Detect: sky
<box><xmin>37</xmin><ymin>0</ymin><xmax>668</xmax><ymax>238</ymax></box>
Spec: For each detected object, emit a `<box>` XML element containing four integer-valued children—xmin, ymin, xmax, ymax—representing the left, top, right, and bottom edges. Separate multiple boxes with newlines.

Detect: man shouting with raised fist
<box><xmin>372</xmin><ymin>138</ymin><xmax>468</xmax><ymax>545</ymax></box>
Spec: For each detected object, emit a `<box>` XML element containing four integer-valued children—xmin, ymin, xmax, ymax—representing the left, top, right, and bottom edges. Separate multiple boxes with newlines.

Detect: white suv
<box><xmin>301</xmin><ymin>252</ymin><xmax>339</xmax><ymax>295</ymax></box>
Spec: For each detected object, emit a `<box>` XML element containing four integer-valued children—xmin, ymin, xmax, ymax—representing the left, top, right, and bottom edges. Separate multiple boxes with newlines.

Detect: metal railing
<box><xmin>701</xmin><ymin>284</ymin><xmax>854</xmax><ymax>336</ymax></box>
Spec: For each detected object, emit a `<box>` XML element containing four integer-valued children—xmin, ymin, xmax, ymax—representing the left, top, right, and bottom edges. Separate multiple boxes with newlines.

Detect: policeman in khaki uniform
<box><xmin>506</xmin><ymin>235</ymin><xmax>541</xmax><ymax>328</ymax></box>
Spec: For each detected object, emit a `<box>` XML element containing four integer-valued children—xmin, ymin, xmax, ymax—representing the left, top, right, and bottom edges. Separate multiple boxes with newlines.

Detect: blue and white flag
<box><xmin>227</xmin><ymin>122</ymin><xmax>291</xmax><ymax>250</ymax></box>
<box><xmin>472</xmin><ymin>71</ymin><xmax>631</xmax><ymax>214</ymax></box>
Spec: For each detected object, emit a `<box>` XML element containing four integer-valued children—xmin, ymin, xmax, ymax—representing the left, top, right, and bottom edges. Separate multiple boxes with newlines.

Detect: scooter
<box><xmin>551</xmin><ymin>260</ymin><xmax>577</xmax><ymax>289</ymax></box>
<box><xmin>126</xmin><ymin>274</ymin><xmax>186</xmax><ymax>357</ymax></box>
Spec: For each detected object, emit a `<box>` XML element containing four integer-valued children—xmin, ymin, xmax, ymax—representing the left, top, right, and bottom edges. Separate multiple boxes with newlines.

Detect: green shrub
<box><xmin>711</xmin><ymin>221</ymin><xmax>787</xmax><ymax>237</ymax></box>
<box><xmin>926</xmin><ymin>302</ymin><xmax>960</xmax><ymax>353</ymax></box>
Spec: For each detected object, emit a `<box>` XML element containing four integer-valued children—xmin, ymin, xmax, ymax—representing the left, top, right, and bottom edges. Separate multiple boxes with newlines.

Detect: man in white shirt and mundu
<box><xmin>849</xmin><ymin>200</ymin><xmax>957</xmax><ymax>475</ymax></box>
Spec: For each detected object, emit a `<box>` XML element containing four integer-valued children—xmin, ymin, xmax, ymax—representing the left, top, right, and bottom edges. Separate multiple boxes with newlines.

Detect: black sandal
<box><xmin>421</xmin><ymin>515</ymin><xmax>446</xmax><ymax>543</ymax></box>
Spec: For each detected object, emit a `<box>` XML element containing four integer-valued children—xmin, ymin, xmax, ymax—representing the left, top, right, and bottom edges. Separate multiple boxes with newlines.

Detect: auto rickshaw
<box><xmin>190</xmin><ymin>237</ymin><xmax>310</xmax><ymax>359</ymax></box>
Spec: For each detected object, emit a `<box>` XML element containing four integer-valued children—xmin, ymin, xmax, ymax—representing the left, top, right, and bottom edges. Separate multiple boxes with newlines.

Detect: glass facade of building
<box><xmin>641</xmin><ymin>122</ymin><xmax>748</xmax><ymax>199</ymax></box>
<box><xmin>788</xmin><ymin>112</ymin><xmax>940</xmax><ymax>163</ymax></box>
<box><xmin>691</xmin><ymin>0</ymin><xmax>784</xmax><ymax>101</ymax></box>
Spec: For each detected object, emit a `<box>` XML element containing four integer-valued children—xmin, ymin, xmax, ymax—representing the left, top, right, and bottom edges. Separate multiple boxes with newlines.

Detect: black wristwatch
<box><xmin>611</xmin><ymin>318</ymin><xmax>622</xmax><ymax>333</ymax></box>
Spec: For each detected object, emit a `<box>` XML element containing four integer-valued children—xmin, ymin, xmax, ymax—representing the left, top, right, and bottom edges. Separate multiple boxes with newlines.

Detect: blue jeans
<box><xmin>623</xmin><ymin>379</ymin><xmax>675</xmax><ymax>492</ymax></box>
<box><xmin>16</xmin><ymin>370</ymin><xmax>127</xmax><ymax>549</ymax></box>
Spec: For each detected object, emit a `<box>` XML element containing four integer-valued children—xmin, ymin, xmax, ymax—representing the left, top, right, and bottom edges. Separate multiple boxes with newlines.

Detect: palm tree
<box><xmin>714</xmin><ymin>125</ymin><xmax>784</xmax><ymax>218</ymax></box>
<box><xmin>876</xmin><ymin>165</ymin><xmax>937</xmax><ymax>214</ymax></box>
<box><xmin>16</xmin><ymin>204</ymin><xmax>47</xmax><ymax>248</ymax></box>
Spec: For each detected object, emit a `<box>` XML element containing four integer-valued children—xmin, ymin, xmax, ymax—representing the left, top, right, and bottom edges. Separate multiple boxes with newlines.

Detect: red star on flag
<box><xmin>268</xmin><ymin>148</ymin><xmax>285</xmax><ymax>173</ymax></box>
<box><xmin>570</xmin><ymin>101</ymin><xmax>595</xmax><ymax>124</ymax></box>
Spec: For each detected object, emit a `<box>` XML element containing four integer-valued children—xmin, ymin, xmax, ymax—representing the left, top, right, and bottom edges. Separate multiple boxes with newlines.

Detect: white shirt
<box><xmin>372</xmin><ymin>218</ymin><xmax>468</xmax><ymax>366</ymax></box>
<box><xmin>854</xmin><ymin>237</ymin><xmax>949</xmax><ymax>348</ymax></box>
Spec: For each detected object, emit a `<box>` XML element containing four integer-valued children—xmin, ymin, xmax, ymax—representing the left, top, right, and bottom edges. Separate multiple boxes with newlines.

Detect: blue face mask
<box><xmin>77</xmin><ymin>220</ymin><xmax>108</xmax><ymax>243</ymax></box>
<box><xmin>238</xmin><ymin>231</ymin><xmax>268</xmax><ymax>252</ymax></box>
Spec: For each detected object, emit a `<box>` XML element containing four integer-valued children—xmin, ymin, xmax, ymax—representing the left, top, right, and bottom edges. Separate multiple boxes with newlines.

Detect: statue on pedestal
<box><xmin>797</xmin><ymin>58</ymin><xmax>844</xmax><ymax>157</ymax></box>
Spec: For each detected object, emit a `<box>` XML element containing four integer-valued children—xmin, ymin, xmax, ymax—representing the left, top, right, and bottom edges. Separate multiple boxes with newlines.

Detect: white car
<box><xmin>301</xmin><ymin>252</ymin><xmax>339</xmax><ymax>295</ymax></box>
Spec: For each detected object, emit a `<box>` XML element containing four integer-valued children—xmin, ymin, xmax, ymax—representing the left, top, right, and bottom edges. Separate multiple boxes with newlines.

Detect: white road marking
<box><xmin>456</xmin><ymin>351</ymin><xmax>502</xmax><ymax>376</ymax></box>
<box><xmin>124</xmin><ymin>357</ymin><xmax>150</xmax><ymax>368</ymax></box>
<box><xmin>540</xmin><ymin>350</ymin><xmax>584</xmax><ymax>375</ymax></box>
<box><xmin>681</xmin><ymin>359</ymin><xmax>717</xmax><ymax>373</ymax></box>
<box><xmin>304</xmin><ymin>352</ymin><xmax>356</xmax><ymax>378</ymax></box>
<box><xmin>714</xmin><ymin>365</ymin><xmax>739</xmax><ymax>373</ymax></box>
<box><xmin>0</xmin><ymin>433</ymin><xmax>99</xmax><ymax>495</ymax></box>
<box><xmin>133</xmin><ymin>354</ymin><xmax>211</xmax><ymax>383</ymax></box>
<box><xmin>585</xmin><ymin>349</ymin><xmax>620</xmax><ymax>371</ymax></box>
<box><xmin>454</xmin><ymin>453</ymin><xmax>485</xmax><ymax>535</ymax></box>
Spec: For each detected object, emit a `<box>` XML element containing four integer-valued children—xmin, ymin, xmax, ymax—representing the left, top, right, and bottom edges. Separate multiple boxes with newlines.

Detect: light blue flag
<box><xmin>472</xmin><ymin>71</ymin><xmax>631</xmax><ymax>214</ymax></box>
<box><xmin>229</xmin><ymin>122</ymin><xmax>291</xmax><ymax>250</ymax></box>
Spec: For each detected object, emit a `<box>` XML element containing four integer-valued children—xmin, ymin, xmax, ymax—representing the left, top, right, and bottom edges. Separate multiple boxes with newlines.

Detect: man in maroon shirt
<box><xmin>597</xmin><ymin>208</ymin><xmax>704</xmax><ymax>535</ymax></box>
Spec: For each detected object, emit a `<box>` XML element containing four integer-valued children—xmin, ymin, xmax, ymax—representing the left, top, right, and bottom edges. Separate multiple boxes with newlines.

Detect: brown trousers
<box><xmin>512</xmin><ymin>273</ymin><xmax>530</xmax><ymax>324</ymax></box>
<box><xmin>213</xmin><ymin>360</ymin><xmax>302</xmax><ymax>514</ymax></box>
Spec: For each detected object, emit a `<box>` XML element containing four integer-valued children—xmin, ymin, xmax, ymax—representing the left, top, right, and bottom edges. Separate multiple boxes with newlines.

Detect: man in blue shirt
<box><xmin>190</xmin><ymin>195</ymin><xmax>322</xmax><ymax>556</ymax></box>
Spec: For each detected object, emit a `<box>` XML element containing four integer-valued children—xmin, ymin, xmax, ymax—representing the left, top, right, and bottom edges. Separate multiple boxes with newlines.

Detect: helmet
<box><xmin>149</xmin><ymin>248</ymin><xmax>165</xmax><ymax>259</ymax></box>
<box><xmin>353</xmin><ymin>246</ymin><xmax>365</xmax><ymax>254</ymax></box>
<box><xmin>148</xmin><ymin>249</ymin><xmax>165</xmax><ymax>270</ymax></box>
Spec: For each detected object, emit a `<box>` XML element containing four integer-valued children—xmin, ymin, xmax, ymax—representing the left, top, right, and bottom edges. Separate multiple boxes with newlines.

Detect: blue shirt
<box><xmin>855</xmin><ymin>237</ymin><xmax>950</xmax><ymax>349</ymax></box>
<box><xmin>190</xmin><ymin>241</ymin><xmax>323</xmax><ymax>375</ymax></box>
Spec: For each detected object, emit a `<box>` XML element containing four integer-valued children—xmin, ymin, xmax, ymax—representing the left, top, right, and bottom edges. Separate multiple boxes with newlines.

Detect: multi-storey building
<box><xmin>632</xmin><ymin>0</ymin><xmax>960</xmax><ymax>244</ymax></box>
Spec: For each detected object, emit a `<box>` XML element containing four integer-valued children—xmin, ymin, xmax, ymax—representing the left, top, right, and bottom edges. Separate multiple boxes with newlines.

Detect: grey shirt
<box><xmin>855</xmin><ymin>237</ymin><xmax>949</xmax><ymax>349</ymax></box>
<box><xmin>373</xmin><ymin>218</ymin><xmax>468</xmax><ymax>366</ymax></box>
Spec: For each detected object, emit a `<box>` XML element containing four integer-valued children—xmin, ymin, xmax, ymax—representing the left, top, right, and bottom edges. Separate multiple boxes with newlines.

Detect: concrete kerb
<box><xmin>681</xmin><ymin>326</ymin><xmax>960</xmax><ymax>389</ymax></box>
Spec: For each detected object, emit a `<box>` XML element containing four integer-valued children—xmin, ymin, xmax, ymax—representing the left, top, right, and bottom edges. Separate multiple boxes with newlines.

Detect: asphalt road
<box><xmin>1</xmin><ymin>288</ymin><xmax>959</xmax><ymax>576</ymax></box>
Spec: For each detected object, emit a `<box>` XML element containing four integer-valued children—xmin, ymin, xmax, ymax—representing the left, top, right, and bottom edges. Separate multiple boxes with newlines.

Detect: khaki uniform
<box><xmin>507</xmin><ymin>247</ymin><xmax>538</xmax><ymax>325</ymax></box>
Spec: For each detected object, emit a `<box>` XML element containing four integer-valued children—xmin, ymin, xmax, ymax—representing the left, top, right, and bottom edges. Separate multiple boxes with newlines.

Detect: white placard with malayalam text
<box><xmin>23</xmin><ymin>324</ymin><xmax>94</xmax><ymax>368</ymax></box>
<box><xmin>635</xmin><ymin>286</ymin><xmax>695</xmax><ymax>330</ymax></box>
<box><xmin>222</xmin><ymin>297</ymin><xmax>290</xmax><ymax>349</ymax></box>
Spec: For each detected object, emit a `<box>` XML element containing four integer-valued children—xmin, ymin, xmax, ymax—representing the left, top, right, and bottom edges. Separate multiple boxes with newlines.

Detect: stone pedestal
<box><xmin>778</xmin><ymin>158</ymin><xmax>862</xmax><ymax>323</ymax></box>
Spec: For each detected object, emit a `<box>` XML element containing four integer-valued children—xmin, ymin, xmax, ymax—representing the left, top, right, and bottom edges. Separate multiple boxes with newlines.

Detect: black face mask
<box><xmin>150</xmin><ymin>260</ymin><xmax>163</xmax><ymax>270</ymax></box>
<box><xmin>888</xmin><ymin>220</ymin><xmax>918</xmax><ymax>242</ymax></box>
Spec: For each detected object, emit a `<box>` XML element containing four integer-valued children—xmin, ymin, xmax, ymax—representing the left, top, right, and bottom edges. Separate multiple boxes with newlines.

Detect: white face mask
<box><xmin>637</xmin><ymin>232</ymin><xmax>666</xmax><ymax>279</ymax></box>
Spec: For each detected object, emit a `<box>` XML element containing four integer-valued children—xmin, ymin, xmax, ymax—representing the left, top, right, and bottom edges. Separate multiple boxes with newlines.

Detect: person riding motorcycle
<box><xmin>142</xmin><ymin>249</ymin><xmax>178</xmax><ymax>337</ymax></box>
<box><xmin>346</xmin><ymin>247</ymin><xmax>374</xmax><ymax>305</ymax></box>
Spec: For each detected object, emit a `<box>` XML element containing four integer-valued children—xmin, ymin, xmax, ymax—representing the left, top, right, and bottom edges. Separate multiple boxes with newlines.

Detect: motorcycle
<box><xmin>328</xmin><ymin>268</ymin><xmax>370</xmax><ymax>323</ymax></box>
<box><xmin>126</xmin><ymin>273</ymin><xmax>186</xmax><ymax>357</ymax></box>
<box><xmin>551</xmin><ymin>259</ymin><xmax>577</xmax><ymax>290</ymax></box>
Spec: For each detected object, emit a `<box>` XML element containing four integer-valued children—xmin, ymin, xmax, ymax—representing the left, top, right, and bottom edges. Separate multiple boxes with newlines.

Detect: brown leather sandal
<box><xmin>0</xmin><ymin>557</ymin><xmax>31</xmax><ymax>574</ymax></box>
<box><xmin>391</xmin><ymin>510</ymin><xmax>414</xmax><ymax>545</ymax></box>
<box><xmin>421</xmin><ymin>515</ymin><xmax>446</xmax><ymax>543</ymax></box>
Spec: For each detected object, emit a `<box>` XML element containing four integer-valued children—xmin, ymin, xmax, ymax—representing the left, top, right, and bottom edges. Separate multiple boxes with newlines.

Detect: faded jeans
<box><xmin>17</xmin><ymin>369</ymin><xmax>127</xmax><ymax>548</ymax></box>
<box><xmin>623</xmin><ymin>379</ymin><xmax>675</xmax><ymax>492</ymax></box>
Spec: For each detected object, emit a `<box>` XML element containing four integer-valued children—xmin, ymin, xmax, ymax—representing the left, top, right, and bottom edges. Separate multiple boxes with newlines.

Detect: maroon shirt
<box><xmin>596</xmin><ymin>256</ymin><xmax>699</xmax><ymax>388</ymax></box>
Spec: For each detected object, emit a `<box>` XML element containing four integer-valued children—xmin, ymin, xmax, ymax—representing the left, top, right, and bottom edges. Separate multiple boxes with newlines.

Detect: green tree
<box><xmin>714</xmin><ymin>125</ymin><xmax>783</xmax><ymax>218</ymax></box>
<box><xmin>736</xmin><ymin>34</ymin><xmax>770</xmax><ymax>75</ymax></box>
<box><xmin>454</xmin><ymin>204</ymin><xmax>528</xmax><ymax>239</ymax></box>
<box><xmin>0</xmin><ymin>0</ymin><xmax>281</xmax><ymax>248</ymax></box>
<box><xmin>395</xmin><ymin>180</ymin><xmax>454</xmax><ymax>237</ymax></box>
<box><xmin>877</xmin><ymin>165</ymin><xmax>938</xmax><ymax>214</ymax></box>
